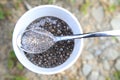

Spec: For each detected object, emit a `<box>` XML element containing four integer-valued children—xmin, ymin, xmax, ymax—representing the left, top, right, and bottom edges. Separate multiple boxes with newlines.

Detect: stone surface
<box><xmin>98</xmin><ymin>75</ymin><xmax>105</xmax><ymax>80</ymax></box>
<box><xmin>103</xmin><ymin>60</ymin><xmax>110</xmax><ymax>71</ymax></box>
<box><xmin>91</xmin><ymin>6</ymin><xmax>104</xmax><ymax>23</ymax></box>
<box><xmin>109</xmin><ymin>0</ymin><xmax>120</xmax><ymax>5</ymax></box>
<box><xmin>104</xmin><ymin>49</ymin><xmax>119</xmax><ymax>60</ymax></box>
<box><xmin>84</xmin><ymin>53</ymin><xmax>94</xmax><ymax>60</ymax></box>
<box><xmin>115</xmin><ymin>58</ymin><xmax>120</xmax><ymax>71</ymax></box>
<box><xmin>111</xmin><ymin>17</ymin><xmax>120</xmax><ymax>29</ymax></box>
<box><xmin>95</xmin><ymin>50</ymin><xmax>102</xmax><ymax>56</ymax></box>
<box><xmin>0</xmin><ymin>1</ymin><xmax>120</xmax><ymax>80</ymax></box>
<box><xmin>82</xmin><ymin>64</ymin><xmax>92</xmax><ymax>76</ymax></box>
<box><xmin>69</xmin><ymin>65</ymin><xmax>78</xmax><ymax>75</ymax></box>
<box><xmin>88</xmin><ymin>71</ymin><xmax>99</xmax><ymax>80</ymax></box>
<box><xmin>111</xmin><ymin>16</ymin><xmax>120</xmax><ymax>41</ymax></box>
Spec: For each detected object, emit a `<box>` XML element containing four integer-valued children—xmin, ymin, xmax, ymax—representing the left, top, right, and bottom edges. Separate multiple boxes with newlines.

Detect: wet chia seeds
<box><xmin>25</xmin><ymin>16</ymin><xmax>74</xmax><ymax>68</ymax></box>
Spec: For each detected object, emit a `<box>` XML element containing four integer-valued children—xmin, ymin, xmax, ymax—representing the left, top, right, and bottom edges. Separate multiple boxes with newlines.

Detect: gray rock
<box><xmin>62</xmin><ymin>76</ymin><xmax>69</xmax><ymax>80</ymax></box>
<box><xmin>109</xmin><ymin>0</ymin><xmax>120</xmax><ymax>5</ymax></box>
<box><xmin>111</xmin><ymin>17</ymin><xmax>120</xmax><ymax>29</ymax></box>
<box><xmin>79</xmin><ymin>70</ymin><xmax>83</xmax><ymax>76</ymax></box>
<box><xmin>95</xmin><ymin>50</ymin><xmax>102</xmax><ymax>56</ymax></box>
<box><xmin>82</xmin><ymin>64</ymin><xmax>92</xmax><ymax>76</ymax></box>
<box><xmin>101</xmin><ymin>41</ymin><xmax>112</xmax><ymax>50</ymax></box>
<box><xmin>111</xmin><ymin>17</ymin><xmax>120</xmax><ymax>41</ymax></box>
<box><xmin>98</xmin><ymin>75</ymin><xmax>105</xmax><ymax>80</ymax></box>
<box><xmin>84</xmin><ymin>53</ymin><xmax>94</xmax><ymax>60</ymax></box>
<box><xmin>115</xmin><ymin>59</ymin><xmax>120</xmax><ymax>71</ymax></box>
<box><xmin>104</xmin><ymin>49</ymin><xmax>119</xmax><ymax>60</ymax></box>
<box><xmin>70</xmin><ymin>65</ymin><xmax>77</xmax><ymax>74</ymax></box>
<box><xmin>103</xmin><ymin>60</ymin><xmax>110</xmax><ymax>71</ymax></box>
<box><xmin>92</xmin><ymin>6</ymin><xmax>104</xmax><ymax>23</ymax></box>
<box><xmin>88</xmin><ymin>71</ymin><xmax>99</xmax><ymax>80</ymax></box>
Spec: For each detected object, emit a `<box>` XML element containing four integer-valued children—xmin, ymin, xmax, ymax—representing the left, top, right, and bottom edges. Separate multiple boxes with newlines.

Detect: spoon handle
<box><xmin>55</xmin><ymin>30</ymin><xmax>120</xmax><ymax>41</ymax></box>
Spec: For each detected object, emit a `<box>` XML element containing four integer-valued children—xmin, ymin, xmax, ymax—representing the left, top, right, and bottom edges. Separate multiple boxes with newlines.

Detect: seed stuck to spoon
<box><xmin>17</xmin><ymin>28</ymin><xmax>55</xmax><ymax>54</ymax></box>
<box><xmin>17</xmin><ymin>27</ymin><xmax>120</xmax><ymax>54</ymax></box>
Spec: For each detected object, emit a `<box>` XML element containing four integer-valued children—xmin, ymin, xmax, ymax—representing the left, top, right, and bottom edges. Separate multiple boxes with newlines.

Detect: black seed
<box><xmin>25</xmin><ymin>16</ymin><xmax>74</xmax><ymax>68</ymax></box>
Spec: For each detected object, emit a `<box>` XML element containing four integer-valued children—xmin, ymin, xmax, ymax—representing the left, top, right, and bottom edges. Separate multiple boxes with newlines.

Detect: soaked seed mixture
<box><xmin>25</xmin><ymin>16</ymin><xmax>74</xmax><ymax>68</ymax></box>
<box><xmin>21</xmin><ymin>28</ymin><xmax>55</xmax><ymax>53</ymax></box>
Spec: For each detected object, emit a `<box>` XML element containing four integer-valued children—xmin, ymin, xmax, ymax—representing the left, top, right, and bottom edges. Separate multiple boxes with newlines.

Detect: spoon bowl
<box><xmin>17</xmin><ymin>28</ymin><xmax>55</xmax><ymax>54</ymax></box>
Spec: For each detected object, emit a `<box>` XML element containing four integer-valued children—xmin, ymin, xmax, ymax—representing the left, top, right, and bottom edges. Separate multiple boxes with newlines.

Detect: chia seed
<box><xmin>25</xmin><ymin>16</ymin><xmax>74</xmax><ymax>68</ymax></box>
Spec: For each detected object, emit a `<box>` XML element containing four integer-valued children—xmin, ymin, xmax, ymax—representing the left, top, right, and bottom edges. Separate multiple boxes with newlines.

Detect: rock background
<box><xmin>0</xmin><ymin>0</ymin><xmax>120</xmax><ymax>80</ymax></box>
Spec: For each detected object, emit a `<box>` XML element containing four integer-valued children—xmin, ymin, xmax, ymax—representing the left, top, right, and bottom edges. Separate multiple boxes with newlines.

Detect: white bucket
<box><xmin>12</xmin><ymin>5</ymin><xmax>83</xmax><ymax>75</ymax></box>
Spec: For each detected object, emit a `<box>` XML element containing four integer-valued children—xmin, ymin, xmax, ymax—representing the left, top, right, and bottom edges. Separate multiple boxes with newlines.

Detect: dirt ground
<box><xmin>0</xmin><ymin>0</ymin><xmax>120</xmax><ymax>80</ymax></box>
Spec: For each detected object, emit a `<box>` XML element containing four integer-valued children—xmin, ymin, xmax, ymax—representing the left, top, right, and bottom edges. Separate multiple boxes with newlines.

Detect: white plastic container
<box><xmin>12</xmin><ymin>5</ymin><xmax>83</xmax><ymax>75</ymax></box>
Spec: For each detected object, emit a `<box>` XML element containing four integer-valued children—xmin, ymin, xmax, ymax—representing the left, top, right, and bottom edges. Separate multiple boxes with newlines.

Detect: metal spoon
<box><xmin>17</xmin><ymin>28</ymin><xmax>120</xmax><ymax>54</ymax></box>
